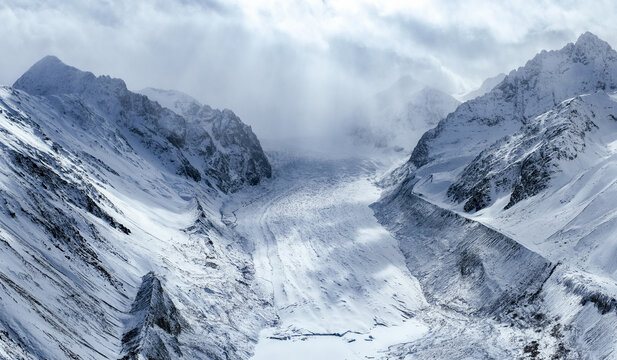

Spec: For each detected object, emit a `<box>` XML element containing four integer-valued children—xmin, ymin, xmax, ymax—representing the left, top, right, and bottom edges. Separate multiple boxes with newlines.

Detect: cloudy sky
<box><xmin>2</xmin><ymin>0</ymin><xmax>617</xmax><ymax>139</ymax></box>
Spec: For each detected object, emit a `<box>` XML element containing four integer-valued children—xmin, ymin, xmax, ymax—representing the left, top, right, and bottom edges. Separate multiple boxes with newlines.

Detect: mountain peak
<box><xmin>34</xmin><ymin>55</ymin><xmax>64</xmax><ymax>67</ymax></box>
<box><xmin>572</xmin><ymin>31</ymin><xmax>614</xmax><ymax>57</ymax></box>
<box><xmin>498</xmin><ymin>32</ymin><xmax>617</xmax><ymax>101</ymax></box>
<box><xmin>575</xmin><ymin>31</ymin><xmax>606</xmax><ymax>47</ymax></box>
<box><xmin>13</xmin><ymin>56</ymin><xmax>125</xmax><ymax>97</ymax></box>
<box><xmin>408</xmin><ymin>32</ymin><xmax>617</xmax><ymax>171</ymax></box>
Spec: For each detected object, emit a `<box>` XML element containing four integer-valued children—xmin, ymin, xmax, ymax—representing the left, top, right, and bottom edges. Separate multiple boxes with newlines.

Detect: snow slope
<box><xmin>0</xmin><ymin>58</ymin><xmax>274</xmax><ymax>359</ymax></box>
<box><xmin>376</xmin><ymin>32</ymin><xmax>617</xmax><ymax>358</ymax></box>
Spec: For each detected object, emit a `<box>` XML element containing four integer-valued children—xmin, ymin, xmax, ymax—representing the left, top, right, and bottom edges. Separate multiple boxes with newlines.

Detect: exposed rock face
<box><xmin>447</xmin><ymin>94</ymin><xmax>603</xmax><ymax>212</ymax></box>
<box><xmin>140</xmin><ymin>88</ymin><xmax>272</xmax><ymax>192</ymax></box>
<box><xmin>374</xmin><ymin>32</ymin><xmax>617</xmax><ymax>359</ymax></box>
<box><xmin>0</xmin><ymin>58</ymin><xmax>274</xmax><ymax>359</ymax></box>
<box><xmin>14</xmin><ymin>57</ymin><xmax>271</xmax><ymax>193</ymax></box>
<box><xmin>121</xmin><ymin>272</ymin><xmax>185</xmax><ymax>360</ymax></box>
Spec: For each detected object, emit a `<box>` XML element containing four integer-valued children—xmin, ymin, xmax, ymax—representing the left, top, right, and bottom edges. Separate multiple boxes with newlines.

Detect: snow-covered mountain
<box><xmin>7</xmin><ymin>32</ymin><xmax>617</xmax><ymax>360</ymax></box>
<box><xmin>375</xmin><ymin>32</ymin><xmax>617</xmax><ymax>358</ymax></box>
<box><xmin>14</xmin><ymin>57</ymin><xmax>271</xmax><ymax>193</ymax></box>
<box><xmin>0</xmin><ymin>57</ymin><xmax>274</xmax><ymax>359</ymax></box>
<box><xmin>390</xmin><ymin>31</ymin><xmax>617</xmax><ymax>210</ymax></box>
<box><xmin>352</xmin><ymin>79</ymin><xmax>460</xmax><ymax>151</ymax></box>
<box><xmin>139</xmin><ymin>88</ymin><xmax>271</xmax><ymax>192</ymax></box>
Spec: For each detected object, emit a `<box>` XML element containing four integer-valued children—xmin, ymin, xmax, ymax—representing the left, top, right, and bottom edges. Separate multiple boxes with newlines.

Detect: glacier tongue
<box><xmin>228</xmin><ymin>151</ymin><xmax>429</xmax><ymax>359</ymax></box>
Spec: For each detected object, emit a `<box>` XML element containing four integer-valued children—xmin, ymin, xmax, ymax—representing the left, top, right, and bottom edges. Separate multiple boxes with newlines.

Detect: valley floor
<box><xmin>227</xmin><ymin>151</ymin><xmax>428</xmax><ymax>359</ymax></box>
<box><xmin>225</xmin><ymin>147</ymin><xmax>569</xmax><ymax>359</ymax></box>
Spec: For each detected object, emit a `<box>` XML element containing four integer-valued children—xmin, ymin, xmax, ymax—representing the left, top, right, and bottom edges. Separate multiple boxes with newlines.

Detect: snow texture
<box><xmin>5</xmin><ymin>31</ymin><xmax>617</xmax><ymax>360</ymax></box>
<box><xmin>377</xmin><ymin>32</ymin><xmax>617</xmax><ymax>358</ymax></box>
<box><xmin>0</xmin><ymin>57</ymin><xmax>273</xmax><ymax>359</ymax></box>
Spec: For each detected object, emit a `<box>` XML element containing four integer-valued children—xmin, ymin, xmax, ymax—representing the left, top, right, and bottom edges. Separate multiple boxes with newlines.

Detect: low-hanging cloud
<box><xmin>1</xmin><ymin>0</ymin><xmax>617</xmax><ymax>143</ymax></box>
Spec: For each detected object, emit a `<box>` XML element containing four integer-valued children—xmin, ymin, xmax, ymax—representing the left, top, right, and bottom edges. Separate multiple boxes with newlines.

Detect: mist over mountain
<box><xmin>375</xmin><ymin>31</ymin><xmax>617</xmax><ymax>358</ymax></box>
<box><xmin>3</xmin><ymin>2</ymin><xmax>617</xmax><ymax>359</ymax></box>
<box><xmin>351</xmin><ymin>79</ymin><xmax>460</xmax><ymax>152</ymax></box>
<box><xmin>4</xmin><ymin>1</ymin><xmax>617</xmax><ymax>145</ymax></box>
<box><xmin>458</xmin><ymin>73</ymin><xmax>507</xmax><ymax>102</ymax></box>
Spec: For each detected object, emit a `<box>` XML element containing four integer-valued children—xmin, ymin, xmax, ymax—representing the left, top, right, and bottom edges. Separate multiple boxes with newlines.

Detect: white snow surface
<box><xmin>378</xmin><ymin>32</ymin><xmax>617</xmax><ymax>358</ymax></box>
<box><xmin>7</xmin><ymin>32</ymin><xmax>617</xmax><ymax>360</ymax></box>
<box><xmin>226</xmin><ymin>151</ymin><xmax>428</xmax><ymax>359</ymax></box>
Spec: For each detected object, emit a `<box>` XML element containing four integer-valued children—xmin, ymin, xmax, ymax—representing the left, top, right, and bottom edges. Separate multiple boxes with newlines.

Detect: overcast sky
<box><xmin>2</xmin><ymin>0</ymin><xmax>617</xmax><ymax>140</ymax></box>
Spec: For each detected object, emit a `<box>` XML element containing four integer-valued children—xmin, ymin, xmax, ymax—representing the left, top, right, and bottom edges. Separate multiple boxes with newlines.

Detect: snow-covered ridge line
<box><xmin>457</xmin><ymin>73</ymin><xmax>506</xmax><ymax>102</ymax></box>
<box><xmin>14</xmin><ymin>56</ymin><xmax>271</xmax><ymax>193</ymax></box>
<box><xmin>0</xmin><ymin>59</ymin><xmax>274</xmax><ymax>359</ymax></box>
<box><xmin>376</xmin><ymin>31</ymin><xmax>617</xmax><ymax>358</ymax></box>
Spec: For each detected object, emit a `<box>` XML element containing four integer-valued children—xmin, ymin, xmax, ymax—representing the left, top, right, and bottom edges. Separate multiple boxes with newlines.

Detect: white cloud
<box><xmin>1</xmin><ymin>0</ymin><xmax>617</xmax><ymax>140</ymax></box>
